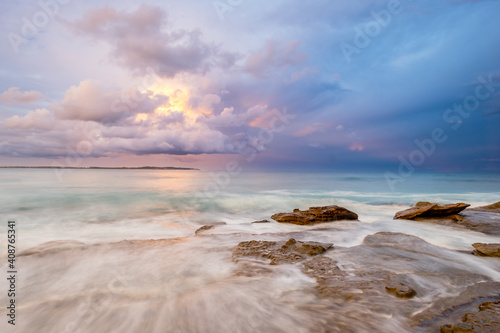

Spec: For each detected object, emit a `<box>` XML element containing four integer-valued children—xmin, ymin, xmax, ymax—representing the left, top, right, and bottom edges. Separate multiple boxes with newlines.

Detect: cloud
<box><xmin>293</xmin><ymin>123</ymin><xmax>331</xmax><ymax>137</ymax></box>
<box><xmin>206</xmin><ymin>104</ymin><xmax>281</xmax><ymax>129</ymax></box>
<box><xmin>4</xmin><ymin>108</ymin><xmax>55</xmax><ymax>130</ymax></box>
<box><xmin>68</xmin><ymin>4</ymin><xmax>231</xmax><ymax>77</ymax></box>
<box><xmin>0</xmin><ymin>111</ymin><xmax>231</xmax><ymax>158</ymax></box>
<box><xmin>0</xmin><ymin>81</ymin><xmax>232</xmax><ymax>158</ymax></box>
<box><xmin>244</xmin><ymin>40</ymin><xmax>306</xmax><ymax>78</ymax></box>
<box><xmin>0</xmin><ymin>87</ymin><xmax>42</xmax><ymax>104</ymax></box>
<box><xmin>52</xmin><ymin>80</ymin><xmax>166</xmax><ymax>124</ymax></box>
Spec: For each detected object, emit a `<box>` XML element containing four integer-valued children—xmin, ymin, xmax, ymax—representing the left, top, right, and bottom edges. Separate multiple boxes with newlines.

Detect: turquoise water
<box><xmin>0</xmin><ymin>169</ymin><xmax>499</xmax><ymax>249</ymax></box>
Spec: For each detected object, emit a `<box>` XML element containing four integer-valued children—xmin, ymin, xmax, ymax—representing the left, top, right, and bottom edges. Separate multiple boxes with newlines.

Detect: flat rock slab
<box><xmin>472</xmin><ymin>243</ymin><xmax>500</xmax><ymax>257</ymax></box>
<box><xmin>469</xmin><ymin>201</ymin><xmax>500</xmax><ymax>214</ymax></box>
<box><xmin>440</xmin><ymin>301</ymin><xmax>500</xmax><ymax>333</ymax></box>
<box><xmin>394</xmin><ymin>202</ymin><xmax>470</xmax><ymax>220</ymax></box>
<box><xmin>232</xmin><ymin>238</ymin><xmax>333</xmax><ymax>265</ymax></box>
<box><xmin>301</xmin><ymin>256</ymin><xmax>416</xmax><ymax>300</ymax></box>
<box><xmin>271</xmin><ymin>205</ymin><xmax>358</xmax><ymax>225</ymax></box>
<box><xmin>406</xmin><ymin>211</ymin><xmax>500</xmax><ymax>235</ymax></box>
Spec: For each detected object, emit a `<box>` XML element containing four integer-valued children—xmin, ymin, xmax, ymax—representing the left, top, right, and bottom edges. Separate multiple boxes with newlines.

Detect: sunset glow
<box><xmin>0</xmin><ymin>0</ymin><xmax>498</xmax><ymax>171</ymax></box>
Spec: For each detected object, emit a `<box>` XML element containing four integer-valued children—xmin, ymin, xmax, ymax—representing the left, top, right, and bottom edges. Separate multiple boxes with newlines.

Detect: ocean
<box><xmin>1</xmin><ymin>169</ymin><xmax>499</xmax><ymax>332</ymax></box>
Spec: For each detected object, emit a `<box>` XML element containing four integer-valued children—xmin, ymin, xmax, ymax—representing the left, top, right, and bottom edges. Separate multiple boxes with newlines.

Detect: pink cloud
<box><xmin>67</xmin><ymin>5</ymin><xmax>233</xmax><ymax>77</ymax></box>
<box><xmin>0</xmin><ymin>87</ymin><xmax>42</xmax><ymax>104</ymax></box>
<box><xmin>293</xmin><ymin>123</ymin><xmax>330</xmax><ymax>137</ymax></box>
<box><xmin>244</xmin><ymin>40</ymin><xmax>306</xmax><ymax>78</ymax></box>
<box><xmin>52</xmin><ymin>80</ymin><xmax>165</xmax><ymax>123</ymax></box>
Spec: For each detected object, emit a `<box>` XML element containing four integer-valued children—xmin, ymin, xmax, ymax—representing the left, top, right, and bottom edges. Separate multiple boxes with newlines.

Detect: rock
<box><xmin>233</xmin><ymin>262</ymin><xmax>274</xmax><ymax>277</ymax></box>
<box><xmin>440</xmin><ymin>301</ymin><xmax>500</xmax><ymax>333</ymax></box>
<box><xmin>469</xmin><ymin>202</ymin><xmax>500</xmax><ymax>214</ymax></box>
<box><xmin>20</xmin><ymin>240</ymin><xmax>87</xmax><ymax>257</ymax></box>
<box><xmin>385</xmin><ymin>284</ymin><xmax>416</xmax><ymax>299</ymax></box>
<box><xmin>251</xmin><ymin>219</ymin><xmax>270</xmax><ymax>224</ymax></box>
<box><xmin>194</xmin><ymin>222</ymin><xmax>226</xmax><ymax>235</ymax></box>
<box><xmin>301</xmin><ymin>255</ymin><xmax>416</xmax><ymax>300</ymax></box>
<box><xmin>472</xmin><ymin>243</ymin><xmax>500</xmax><ymax>257</ymax></box>
<box><xmin>406</xmin><ymin>211</ymin><xmax>500</xmax><ymax>235</ymax></box>
<box><xmin>271</xmin><ymin>205</ymin><xmax>358</xmax><ymax>225</ymax></box>
<box><xmin>301</xmin><ymin>256</ymin><xmax>342</xmax><ymax>282</ymax></box>
<box><xmin>232</xmin><ymin>238</ymin><xmax>333</xmax><ymax>265</ymax></box>
<box><xmin>394</xmin><ymin>202</ymin><xmax>470</xmax><ymax>220</ymax></box>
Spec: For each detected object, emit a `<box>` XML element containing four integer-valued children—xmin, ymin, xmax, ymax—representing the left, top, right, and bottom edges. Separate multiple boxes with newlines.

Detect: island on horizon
<box><xmin>0</xmin><ymin>166</ymin><xmax>200</xmax><ymax>170</ymax></box>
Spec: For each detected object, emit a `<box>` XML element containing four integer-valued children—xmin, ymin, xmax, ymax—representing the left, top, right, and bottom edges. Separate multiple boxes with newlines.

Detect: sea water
<box><xmin>0</xmin><ymin>169</ymin><xmax>499</xmax><ymax>332</ymax></box>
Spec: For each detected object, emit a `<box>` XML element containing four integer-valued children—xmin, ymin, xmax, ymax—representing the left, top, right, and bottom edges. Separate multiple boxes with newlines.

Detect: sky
<box><xmin>0</xmin><ymin>0</ymin><xmax>499</xmax><ymax>172</ymax></box>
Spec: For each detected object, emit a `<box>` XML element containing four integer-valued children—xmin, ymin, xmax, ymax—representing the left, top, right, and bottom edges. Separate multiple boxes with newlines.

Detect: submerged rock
<box><xmin>232</xmin><ymin>238</ymin><xmax>333</xmax><ymax>265</ymax></box>
<box><xmin>271</xmin><ymin>205</ymin><xmax>358</xmax><ymax>225</ymax></box>
<box><xmin>385</xmin><ymin>284</ymin><xmax>416</xmax><ymax>299</ymax></box>
<box><xmin>301</xmin><ymin>255</ymin><xmax>416</xmax><ymax>300</ymax></box>
<box><xmin>394</xmin><ymin>202</ymin><xmax>470</xmax><ymax>220</ymax></box>
<box><xmin>472</xmin><ymin>243</ymin><xmax>500</xmax><ymax>257</ymax></box>
<box><xmin>469</xmin><ymin>201</ymin><xmax>500</xmax><ymax>214</ymax></box>
<box><xmin>194</xmin><ymin>222</ymin><xmax>226</xmax><ymax>235</ymax></box>
<box><xmin>299</xmin><ymin>232</ymin><xmax>422</xmax><ymax>300</ymax></box>
<box><xmin>251</xmin><ymin>219</ymin><xmax>270</xmax><ymax>224</ymax></box>
<box><xmin>19</xmin><ymin>240</ymin><xmax>87</xmax><ymax>257</ymax></box>
<box><xmin>440</xmin><ymin>301</ymin><xmax>500</xmax><ymax>333</ymax></box>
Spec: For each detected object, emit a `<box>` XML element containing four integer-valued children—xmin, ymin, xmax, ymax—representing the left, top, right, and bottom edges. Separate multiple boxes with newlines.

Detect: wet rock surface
<box><xmin>19</xmin><ymin>240</ymin><xmax>87</xmax><ymax>257</ymax></box>
<box><xmin>301</xmin><ymin>256</ymin><xmax>416</xmax><ymax>300</ymax></box>
<box><xmin>472</xmin><ymin>243</ymin><xmax>500</xmax><ymax>257</ymax></box>
<box><xmin>227</xmin><ymin>225</ymin><xmax>500</xmax><ymax>333</ymax></box>
<box><xmin>232</xmin><ymin>238</ymin><xmax>333</xmax><ymax>265</ymax></box>
<box><xmin>271</xmin><ymin>205</ymin><xmax>358</xmax><ymax>225</ymax></box>
<box><xmin>251</xmin><ymin>219</ymin><xmax>270</xmax><ymax>224</ymax></box>
<box><xmin>440</xmin><ymin>301</ymin><xmax>500</xmax><ymax>333</ymax></box>
<box><xmin>393</xmin><ymin>201</ymin><xmax>500</xmax><ymax>235</ymax></box>
<box><xmin>469</xmin><ymin>201</ymin><xmax>500</xmax><ymax>214</ymax></box>
<box><xmin>411</xmin><ymin>211</ymin><xmax>500</xmax><ymax>235</ymax></box>
<box><xmin>394</xmin><ymin>202</ymin><xmax>470</xmax><ymax>220</ymax></box>
<box><xmin>194</xmin><ymin>222</ymin><xmax>226</xmax><ymax>235</ymax></box>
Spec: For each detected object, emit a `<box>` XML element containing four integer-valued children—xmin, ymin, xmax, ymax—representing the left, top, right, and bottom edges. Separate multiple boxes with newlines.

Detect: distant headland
<box><xmin>0</xmin><ymin>166</ymin><xmax>199</xmax><ymax>170</ymax></box>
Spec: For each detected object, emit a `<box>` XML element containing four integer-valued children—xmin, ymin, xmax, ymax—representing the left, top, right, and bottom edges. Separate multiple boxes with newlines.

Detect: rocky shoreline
<box><xmin>15</xmin><ymin>201</ymin><xmax>500</xmax><ymax>332</ymax></box>
<box><xmin>194</xmin><ymin>201</ymin><xmax>500</xmax><ymax>332</ymax></box>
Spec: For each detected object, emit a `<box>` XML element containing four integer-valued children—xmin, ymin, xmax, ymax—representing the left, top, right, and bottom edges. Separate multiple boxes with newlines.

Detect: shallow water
<box><xmin>0</xmin><ymin>170</ymin><xmax>499</xmax><ymax>332</ymax></box>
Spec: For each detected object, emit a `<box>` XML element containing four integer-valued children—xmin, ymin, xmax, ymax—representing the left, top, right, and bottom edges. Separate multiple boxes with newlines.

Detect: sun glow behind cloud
<box><xmin>136</xmin><ymin>81</ymin><xmax>196</xmax><ymax>123</ymax></box>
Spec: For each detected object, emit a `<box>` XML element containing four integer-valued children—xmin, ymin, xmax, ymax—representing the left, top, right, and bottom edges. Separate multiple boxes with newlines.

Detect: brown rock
<box><xmin>403</xmin><ymin>211</ymin><xmax>500</xmax><ymax>235</ymax></box>
<box><xmin>301</xmin><ymin>255</ymin><xmax>416</xmax><ymax>300</ymax></box>
<box><xmin>394</xmin><ymin>202</ymin><xmax>470</xmax><ymax>220</ymax></box>
<box><xmin>233</xmin><ymin>262</ymin><xmax>274</xmax><ymax>277</ymax></box>
<box><xmin>232</xmin><ymin>238</ymin><xmax>333</xmax><ymax>265</ymax></box>
<box><xmin>385</xmin><ymin>283</ymin><xmax>416</xmax><ymax>299</ymax></box>
<box><xmin>472</xmin><ymin>243</ymin><xmax>500</xmax><ymax>257</ymax></box>
<box><xmin>271</xmin><ymin>205</ymin><xmax>358</xmax><ymax>225</ymax></box>
<box><xmin>194</xmin><ymin>222</ymin><xmax>226</xmax><ymax>235</ymax></box>
<box><xmin>251</xmin><ymin>219</ymin><xmax>270</xmax><ymax>224</ymax></box>
<box><xmin>469</xmin><ymin>202</ymin><xmax>500</xmax><ymax>214</ymax></box>
<box><xmin>440</xmin><ymin>301</ymin><xmax>500</xmax><ymax>333</ymax></box>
